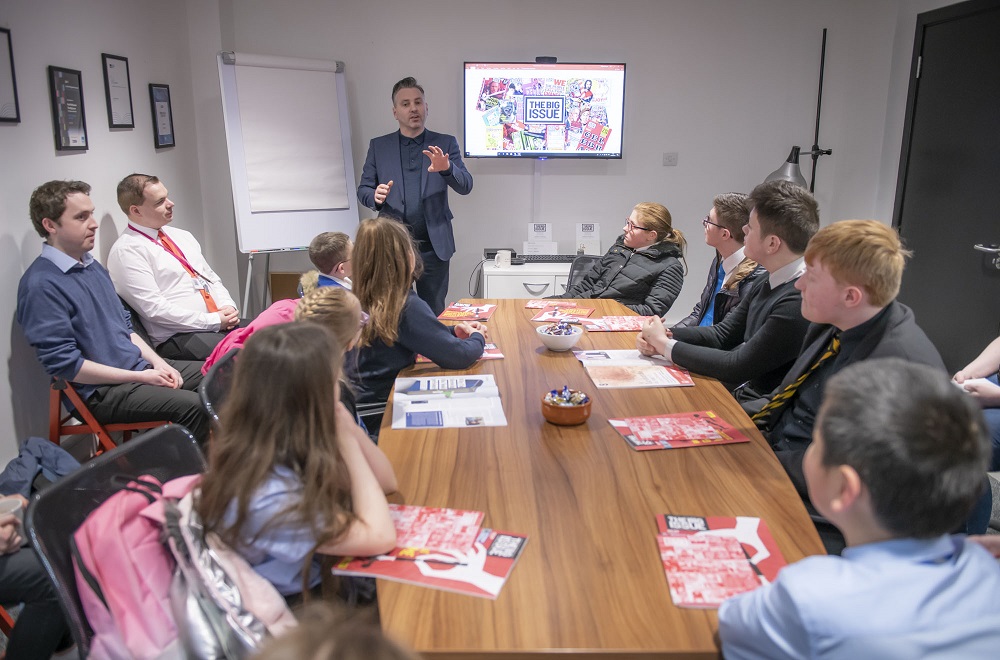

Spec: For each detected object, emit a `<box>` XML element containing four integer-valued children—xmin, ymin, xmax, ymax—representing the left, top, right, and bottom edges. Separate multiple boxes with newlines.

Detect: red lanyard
<box><xmin>128</xmin><ymin>224</ymin><xmax>218</xmax><ymax>313</ymax></box>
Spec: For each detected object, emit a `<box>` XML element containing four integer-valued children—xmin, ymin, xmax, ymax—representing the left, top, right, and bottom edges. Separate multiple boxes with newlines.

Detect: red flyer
<box><xmin>437</xmin><ymin>303</ymin><xmax>497</xmax><ymax>321</ymax></box>
<box><xmin>333</xmin><ymin>527</ymin><xmax>528</xmax><ymax>600</ymax></box>
<box><xmin>580</xmin><ymin>316</ymin><xmax>647</xmax><ymax>332</ymax></box>
<box><xmin>525</xmin><ymin>299</ymin><xmax>579</xmax><ymax>309</ymax></box>
<box><xmin>655</xmin><ymin>514</ymin><xmax>787</xmax><ymax>608</ymax></box>
<box><xmin>608</xmin><ymin>410</ymin><xmax>750</xmax><ymax>451</ymax></box>
<box><xmin>530</xmin><ymin>305</ymin><xmax>595</xmax><ymax>321</ymax></box>
<box><xmin>389</xmin><ymin>504</ymin><xmax>485</xmax><ymax>555</ymax></box>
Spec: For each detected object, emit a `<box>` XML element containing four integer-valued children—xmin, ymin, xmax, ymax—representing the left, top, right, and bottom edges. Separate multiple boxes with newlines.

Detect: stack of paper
<box><xmin>608</xmin><ymin>410</ymin><xmax>750</xmax><ymax>451</ymax></box>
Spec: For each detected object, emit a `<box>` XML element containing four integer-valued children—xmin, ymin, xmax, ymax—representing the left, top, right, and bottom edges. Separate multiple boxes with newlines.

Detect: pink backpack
<box><xmin>71</xmin><ymin>474</ymin><xmax>200</xmax><ymax>659</ymax></box>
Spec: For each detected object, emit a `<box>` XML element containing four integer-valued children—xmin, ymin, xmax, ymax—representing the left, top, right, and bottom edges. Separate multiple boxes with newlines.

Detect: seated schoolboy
<box><xmin>550</xmin><ymin>202</ymin><xmax>686</xmax><ymax>317</ymax></box>
<box><xmin>673</xmin><ymin>192</ymin><xmax>763</xmax><ymax>328</ymax></box>
<box><xmin>751</xmin><ymin>220</ymin><xmax>944</xmax><ymax>499</ymax></box>
<box><xmin>639</xmin><ymin>181</ymin><xmax>817</xmax><ymax>394</ymax></box>
<box><xmin>299</xmin><ymin>231</ymin><xmax>354</xmax><ymax>292</ymax></box>
<box><xmin>718</xmin><ymin>358</ymin><xmax>1000</xmax><ymax>659</ymax></box>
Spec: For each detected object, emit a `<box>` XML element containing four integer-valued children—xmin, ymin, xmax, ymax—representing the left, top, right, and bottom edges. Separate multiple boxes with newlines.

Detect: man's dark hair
<box><xmin>748</xmin><ymin>180</ymin><xmax>819</xmax><ymax>254</ymax></box>
<box><xmin>29</xmin><ymin>180</ymin><xmax>92</xmax><ymax>238</ymax></box>
<box><xmin>712</xmin><ymin>192</ymin><xmax>751</xmax><ymax>244</ymax></box>
<box><xmin>817</xmin><ymin>358</ymin><xmax>989</xmax><ymax>538</ymax></box>
<box><xmin>391</xmin><ymin>77</ymin><xmax>424</xmax><ymax>104</ymax></box>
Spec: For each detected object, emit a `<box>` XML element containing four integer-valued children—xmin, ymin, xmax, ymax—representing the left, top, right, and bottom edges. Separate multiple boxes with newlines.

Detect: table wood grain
<box><xmin>376</xmin><ymin>299</ymin><xmax>823</xmax><ymax>659</ymax></box>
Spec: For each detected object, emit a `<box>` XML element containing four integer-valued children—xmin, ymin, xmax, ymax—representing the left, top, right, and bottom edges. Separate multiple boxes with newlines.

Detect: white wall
<box><xmin>221</xmin><ymin>0</ymin><xmax>902</xmax><ymax>317</ymax></box>
<box><xmin>0</xmin><ymin>0</ymin><xmax>958</xmax><ymax>464</ymax></box>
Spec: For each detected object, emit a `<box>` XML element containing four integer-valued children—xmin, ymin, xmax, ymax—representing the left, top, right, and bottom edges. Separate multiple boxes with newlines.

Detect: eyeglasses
<box><xmin>359</xmin><ymin>310</ymin><xmax>370</xmax><ymax>329</ymax></box>
<box><xmin>702</xmin><ymin>215</ymin><xmax>726</xmax><ymax>230</ymax></box>
<box><xmin>624</xmin><ymin>218</ymin><xmax>652</xmax><ymax>232</ymax></box>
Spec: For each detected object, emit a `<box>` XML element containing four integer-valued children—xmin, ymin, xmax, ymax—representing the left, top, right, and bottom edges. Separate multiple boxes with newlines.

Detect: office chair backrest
<box><xmin>566</xmin><ymin>254</ymin><xmax>602</xmax><ymax>291</ymax></box>
<box><xmin>199</xmin><ymin>347</ymin><xmax>240</xmax><ymax>427</ymax></box>
<box><xmin>25</xmin><ymin>425</ymin><xmax>207</xmax><ymax>656</ymax></box>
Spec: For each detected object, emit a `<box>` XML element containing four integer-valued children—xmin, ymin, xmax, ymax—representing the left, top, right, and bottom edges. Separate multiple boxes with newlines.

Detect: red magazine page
<box><xmin>654</xmin><ymin>514</ymin><xmax>787</xmax><ymax>608</ymax></box>
<box><xmin>525</xmin><ymin>299</ymin><xmax>579</xmax><ymax>309</ymax></box>
<box><xmin>417</xmin><ymin>343</ymin><xmax>504</xmax><ymax>364</ymax></box>
<box><xmin>333</xmin><ymin>528</ymin><xmax>528</xmax><ymax>600</ymax></box>
<box><xmin>580</xmin><ymin>316</ymin><xmax>647</xmax><ymax>332</ymax></box>
<box><xmin>530</xmin><ymin>305</ymin><xmax>595</xmax><ymax>321</ymax></box>
<box><xmin>389</xmin><ymin>504</ymin><xmax>485</xmax><ymax>555</ymax></box>
<box><xmin>608</xmin><ymin>410</ymin><xmax>750</xmax><ymax>451</ymax></box>
<box><xmin>437</xmin><ymin>303</ymin><xmax>497</xmax><ymax>321</ymax></box>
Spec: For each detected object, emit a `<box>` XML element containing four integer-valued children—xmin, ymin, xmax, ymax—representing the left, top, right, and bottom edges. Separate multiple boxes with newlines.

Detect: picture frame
<box><xmin>47</xmin><ymin>65</ymin><xmax>88</xmax><ymax>150</ymax></box>
<box><xmin>148</xmin><ymin>83</ymin><xmax>174</xmax><ymax>148</ymax></box>
<box><xmin>102</xmin><ymin>53</ymin><xmax>133</xmax><ymax>128</ymax></box>
<box><xmin>0</xmin><ymin>27</ymin><xmax>21</xmax><ymax>123</ymax></box>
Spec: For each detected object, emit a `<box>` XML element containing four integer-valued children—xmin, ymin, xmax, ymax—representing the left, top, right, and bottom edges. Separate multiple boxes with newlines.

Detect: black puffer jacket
<box><xmin>553</xmin><ymin>235</ymin><xmax>685</xmax><ymax>316</ymax></box>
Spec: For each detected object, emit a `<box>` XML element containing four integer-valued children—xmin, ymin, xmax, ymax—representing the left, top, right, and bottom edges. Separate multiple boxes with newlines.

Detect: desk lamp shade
<box><xmin>764</xmin><ymin>146</ymin><xmax>808</xmax><ymax>189</ymax></box>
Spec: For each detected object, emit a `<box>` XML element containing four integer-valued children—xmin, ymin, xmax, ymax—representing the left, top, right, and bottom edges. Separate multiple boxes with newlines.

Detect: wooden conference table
<box><xmin>377</xmin><ymin>298</ymin><xmax>823</xmax><ymax>659</ymax></box>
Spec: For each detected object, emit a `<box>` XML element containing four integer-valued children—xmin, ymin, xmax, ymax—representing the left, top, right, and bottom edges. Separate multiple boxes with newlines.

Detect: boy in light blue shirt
<box><xmin>719</xmin><ymin>358</ymin><xmax>1000</xmax><ymax>659</ymax></box>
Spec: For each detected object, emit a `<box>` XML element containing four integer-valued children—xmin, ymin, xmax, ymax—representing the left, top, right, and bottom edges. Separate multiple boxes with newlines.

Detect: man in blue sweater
<box><xmin>16</xmin><ymin>180</ymin><xmax>209</xmax><ymax>443</ymax></box>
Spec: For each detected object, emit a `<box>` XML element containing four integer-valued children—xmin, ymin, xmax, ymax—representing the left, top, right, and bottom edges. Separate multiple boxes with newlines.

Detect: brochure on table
<box><xmin>333</xmin><ymin>504</ymin><xmax>528</xmax><ymax>600</ymax></box>
<box><xmin>580</xmin><ymin>315</ymin><xmax>647</xmax><ymax>332</ymax></box>
<box><xmin>438</xmin><ymin>302</ymin><xmax>497</xmax><ymax>321</ymax></box>
<box><xmin>655</xmin><ymin>514</ymin><xmax>787</xmax><ymax>609</ymax></box>
<box><xmin>573</xmin><ymin>350</ymin><xmax>694</xmax><ymax>389</ymax></box>
<box><xmin>609</xmin><ymin>410</ymin><xmax>750</xmax><ymax>451</ymax></box>
<box><xmin>391</xmin><ymin>375</ymin><xmax>508</xmax><ymax>429</ymax></box>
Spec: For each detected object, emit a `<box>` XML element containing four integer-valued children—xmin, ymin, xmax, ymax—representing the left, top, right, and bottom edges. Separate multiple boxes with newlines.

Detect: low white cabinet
<box><xmin>482</xmin><ymin>261</ymin><xmax>572</xmax><ymax>298</ymax></box>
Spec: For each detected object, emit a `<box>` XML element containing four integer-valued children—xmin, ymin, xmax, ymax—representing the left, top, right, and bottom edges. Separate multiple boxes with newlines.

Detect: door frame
<box><xmin>892</xmin><ymin>0</ymin><xmax>1000</xmax><ymax>230</ymax></box>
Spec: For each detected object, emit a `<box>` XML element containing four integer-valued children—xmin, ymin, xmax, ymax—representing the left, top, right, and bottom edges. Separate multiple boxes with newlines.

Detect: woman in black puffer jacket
<box><xmin>552</xmin><ymin>202</ymin><xmax>686</xmax><ymax>316</ymax></box>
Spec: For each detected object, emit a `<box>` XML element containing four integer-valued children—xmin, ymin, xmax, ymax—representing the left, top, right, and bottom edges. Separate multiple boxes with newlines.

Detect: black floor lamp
<box><xmin>764</xmin><ymin>28</ymin><xmax>833</xmax><ymax>192</ymax></box>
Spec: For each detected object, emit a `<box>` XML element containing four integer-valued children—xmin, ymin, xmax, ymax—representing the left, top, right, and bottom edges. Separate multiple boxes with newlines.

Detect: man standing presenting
<box><xmin>357</xmin><ymin>77</ymin><xmax>474</xmax><ymax>315</ymax></box>
<box><xmin>108</xmin><ymin>173</ymin><xmax>240</xmax><ymax>360</ymax></box>
<box><xmin>17</xmin><ymin>180</ymin><xmax>209</xmax><ymax>444</ymax></box>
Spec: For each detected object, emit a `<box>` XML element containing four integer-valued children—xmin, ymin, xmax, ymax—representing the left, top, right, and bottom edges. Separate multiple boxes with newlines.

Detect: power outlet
<box><xmin>662</xmin><ymin>152</ymin><xmax>679</xmax><ymax>167</ymax></box>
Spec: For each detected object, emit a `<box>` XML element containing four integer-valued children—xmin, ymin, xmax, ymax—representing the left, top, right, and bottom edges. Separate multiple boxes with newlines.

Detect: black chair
<box><xmin>24</xmin><ymin>425</ymin><xmax>207</xmax><ymax>656</ymax></box>
<box><xmin>199</xmin><ymin>347</ymin><xmax>240</xmax><ymax>427</ymax></box>
<box><xmin>118</xmin><ymin>296</ymin><xmax>155</xmax><ymax>349</ymax></box>
<box><xmin>565</xmin><ymin>254</ymin><xmax>602</xmax><ymax>293</ymax></box>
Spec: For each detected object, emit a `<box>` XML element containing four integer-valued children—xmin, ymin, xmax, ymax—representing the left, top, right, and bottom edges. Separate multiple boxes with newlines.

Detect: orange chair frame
<box><xmin>49</xmin><ymin>378</ymin><xmax>166</xmax><ymax>454</ymax></box>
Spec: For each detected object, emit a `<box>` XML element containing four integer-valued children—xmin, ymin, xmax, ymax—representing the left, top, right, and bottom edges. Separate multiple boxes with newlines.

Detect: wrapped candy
<box><xmin>544</xmin><ymin>386</ymin><xmax>590</xmax><ymax>407</ymax></box>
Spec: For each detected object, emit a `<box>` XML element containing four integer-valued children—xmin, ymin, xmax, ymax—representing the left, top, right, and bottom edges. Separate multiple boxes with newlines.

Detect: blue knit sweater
<box><xmin>17</xmin><ymin>248</ymin><xmax>147</xmax><ymax>401</ymax></box>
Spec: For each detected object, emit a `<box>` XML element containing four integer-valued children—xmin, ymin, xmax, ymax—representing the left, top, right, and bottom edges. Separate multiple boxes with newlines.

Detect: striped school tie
<box><xmin>752</xmin><ymin>334</ymin><xmax>841</xmax><ymax>423</ymax></box>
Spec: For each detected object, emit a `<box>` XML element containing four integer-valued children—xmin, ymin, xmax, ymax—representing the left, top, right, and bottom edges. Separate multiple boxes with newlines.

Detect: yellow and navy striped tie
<box><xmin>752</xmin><ymin>334</ymin><xmax>841</xmax><ymax>423</ymax></box>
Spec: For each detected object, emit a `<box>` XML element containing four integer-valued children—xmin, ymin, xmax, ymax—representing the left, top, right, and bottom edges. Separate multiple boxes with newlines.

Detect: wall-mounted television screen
<box><xmin>463</xmin><ymin>62</ymin><xmax>626</xmax><ymax>159</ymax></box>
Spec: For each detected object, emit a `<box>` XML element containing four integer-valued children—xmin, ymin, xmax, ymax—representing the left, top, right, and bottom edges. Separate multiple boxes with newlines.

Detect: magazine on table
<box><xmin>333</xmin><ymin>523</ymin><xmax>528</xmax><ymax>599</ymax></box>
<box><xmin>580</xmin><ymin>315</ymin><xmax>647</xmax><ymax>332</ymax></box>
<box><xmin>530</xmin><ymin>305</ymin><xmax>596</xmax><ymax>322</ymax></box>
<box><xmin>391</xmin><ymin>375</ymin><xmax>507</xmax><ymax>429</ymax></box>
<box><xmin>655</xmin><ymin>514</ymin><xmax>787</xmax><ymax>609</ymax></box>
<box><xmin>437</xmin><ymin>302</ymin><xmax>497</xmax><ymax>322</ymax></box>
<box><xmin>416</xmin><ymin>343</ymin><xmax>504</xmax><ymax>364</ymax></box>
<box><xmin>573</xmin><ymin>350</ymin><xmax>694</xmax><ymax>389</ymax></box>
<box><xmin>608</xmin><ymin>410</ymin><xmax>750</xmax><ymax>451</ymax></box>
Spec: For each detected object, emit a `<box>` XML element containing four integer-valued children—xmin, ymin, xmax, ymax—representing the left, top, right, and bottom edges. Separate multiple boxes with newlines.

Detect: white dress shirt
<box><xmin>720</xmin><ymin>246</ymin><xmax>747</xmax><ymax>286</ymax></box>
<box><xmin>107</xmin><ymin>224</ymin><xmax>238</xmax><ymax>346</ymax></box>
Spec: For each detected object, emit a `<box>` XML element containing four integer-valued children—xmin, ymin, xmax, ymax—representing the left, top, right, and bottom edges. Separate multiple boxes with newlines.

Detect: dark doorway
<box><xmin>893</xmin><ymin>0</ymin><xmax>1000</xmax><ymax>373</ymax></box>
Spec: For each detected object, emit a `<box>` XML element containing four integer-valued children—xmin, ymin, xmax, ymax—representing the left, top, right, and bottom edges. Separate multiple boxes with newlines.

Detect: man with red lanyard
<box><xmin>108</xmin><ymin>173</ymin><xmax>241</xmax><ymax>360</ymax></box>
